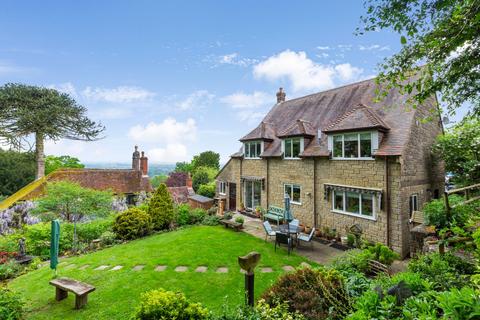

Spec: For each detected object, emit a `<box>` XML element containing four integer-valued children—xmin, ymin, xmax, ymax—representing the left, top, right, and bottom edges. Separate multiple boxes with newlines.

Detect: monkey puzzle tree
<box><xmin>0</xmin><ymin>83</ymin><xmax>104</xmax><ymax>179</ymax></box>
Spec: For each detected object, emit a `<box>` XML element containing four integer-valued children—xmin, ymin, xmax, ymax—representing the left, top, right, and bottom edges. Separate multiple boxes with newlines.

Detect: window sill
<box><xmin>331</xmin><ymin>157</ymin><xmax>375</xmax><ymax>161</ymax></box>
<box><xmin>291</xmin><ymin>201</ymin><xmax>302</xmax><ymax>206</ymax></box>
<box><xmin>331</xmin><ymin>209</ymin><xmax>376</xmax><ymax>221</ymax></box>
<box><xmin>283</xmin><ymin>157</ymin><xmax>302</xmax><ymax>160</ymax></box>
<box><xmin>219</xmin><ymin>193</ymin><xmax>226</xmax><ymax>196</ymax></box>
<box><xmin>244</xmin><ymin>157</ymin><xmax>262</xmax><ymax>160</ymax></box>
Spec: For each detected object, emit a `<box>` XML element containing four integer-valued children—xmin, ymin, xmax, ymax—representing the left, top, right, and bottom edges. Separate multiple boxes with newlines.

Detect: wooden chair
<box><xmin>275</xmin><ymin>232</ymin><xmax>292</xmax><ymax>255</ymax></box>
<box><xmin>297</xmin><ymin>228</ymin><xmax>315</xmax><ymax>250</ymax></box>
<box><xmin>262</xmin><ymin>221</ymin><xmax>276</xmax><ymax>242</ymax></box>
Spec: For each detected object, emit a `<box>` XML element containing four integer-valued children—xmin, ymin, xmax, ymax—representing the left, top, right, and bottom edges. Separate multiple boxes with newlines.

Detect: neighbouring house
<box><xmin>215</xmin><ymin>78</ymin><xmax>444</xmax><ymax>257</ymax></box>
<box><xmin>168</xmin><ymin>175</ymin><xmax>195</xmax><ymax>204</ymax></box>
<box><xmin>0</xmin><ymin>146</ymin><xmax>153</xmax><ymax>210</ymax></box>
<box><xmin>188</xmin><ymin>194</ymin><xmax>214</xmax><ymax>210</ymax></box>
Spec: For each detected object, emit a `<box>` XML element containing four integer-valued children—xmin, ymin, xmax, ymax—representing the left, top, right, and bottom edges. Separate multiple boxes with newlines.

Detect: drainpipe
<box><xmin>240</xmin><ymin>158</ymin><xmax>243</xmax><ymax>211</ymax></box>
<box><xmin>266</xmin><ymin>158</ymin><xmax>269</xmax><ymax>208</ymax></box>
<box><xmin>385</xmin><ymin>156</ymin><xmax>391</xmax><ymax>248</ymax></box>
<box><xmin>313</xmin><ymin>158</ymin><xmax>317</xmax><ymax>228</ymax></box>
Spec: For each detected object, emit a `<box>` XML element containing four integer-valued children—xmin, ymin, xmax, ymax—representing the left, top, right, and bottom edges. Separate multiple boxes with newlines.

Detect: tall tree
<box><xmin>45</xmin><ymin>155</ymin><xmax>85</xmax><ymax>175</ymax></box>
<box><xmin>0</xmin><ymin>84</ymin><xmax>104</xmax><ymax>179</ymax></box>
<box><xmin>358</xmin><ymin>0</ymin><xmax>480</xmax><ymax>116</ymax></box>
<box><xmin>192</xmin><ymin>151</ymin><xmax>220</xmax><ymax>171</ymax></box>
<box><xmin>0</xmin><ymin>149</ymin><xmax>35</xmax><ymax>196</ymax></box>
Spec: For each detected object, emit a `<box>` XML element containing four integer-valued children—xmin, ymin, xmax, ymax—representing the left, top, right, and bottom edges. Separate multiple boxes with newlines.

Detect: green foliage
<box><xmin>214</xmin><ymin>300</ymin><xmax>306</xmax><ymax>320</ymax></box>
<box><xmin>201</xmin><ymin>215</ymin><xmax>220</xmax><ymax>226</ymax></box>
<box><xmin>149</xmin><ymin>174</ymin><xmax>167</xmax><ymax>189</ymax></box>
<box><xmin>234</xmin><ymin>216</ymin><xmax>244</xmax><ymax>224</ymax></box>
<box><xmin>0</xmin><ymin>287</ymin><xmax>24</xmax><ymax>320</ymax></box>
<box><xmin>175</xmin><ymin>204</ymin><xmax>192</xmax><ymax>226</ymax></box>
<box><xmin>192</xmin><ymin>151</ymin><xmax>220</xmax><ymax>171</ymax></box>
<box><xmin>0</xmin><ymin>149</ymin><xmax>35</xmax><ymax>196</ymax></box>
<box><xmin>132</xmin><ymin>288</ymin><xmax>209</xmax><ymax>320</ymax></box>
<box><xmin>45</xmin><ymin>155</ymin><xmax>84</xmax><ymax>175</ymax></box>
<box><xmin>174</xmin><ymin>161</ymin><xmax>194</xmax><ymax>173</ymax></box>
<box><xmin>262</xmin><ymin>267</ymin><xmax>352</xmax><ymax>320</ymax></box>
<box><xmin>437</xmin><ymin>287</ymin><xmax>480</xmax><ymax>319</ymax></box>
<box><xmin>346</xmin><ymin>234</ymin><xmax>355</xmax><ymax>247</ymax></box>
<box><xmin>408</xmin><ymin>252</ymin><xmax>475</xmax><ymax>290</ymax></box>
<box><xmin>113</xmin><ymin>208</ymin><xmax>152</xmax><ymax>240</ymax></box>
<box><xmin>364</xmin><ymin>243</ymin><xmax>400</xmax><ymax>265</ymax></box>
<box><xmin>99</xmin><ymin>231</ymin><xmax>117</xmax><ymax>246</ymax></box>
<box><xmin>423</xmin><ymin>195</ymin><xmax>474</xmax><ymax>228</ymax></box>
<box><xmin>192</xmin><ymin>166</ymin><xmax>218</xmax><ymax>192</ymax></box>
<box><xmin>197</xmin><ymin>181</ymin><xmax>215</xmax><ymax>198</ymax></box>
<box><xmin>147</xmin><ymin>184</ymin><xmax>175</xmax><ymax>230</ymax></box>
<box><xmin>337</xmin><ymin>268</ymin><xmax>372</xmax><ymax>298</ymax></box>
<box><xmin>359</xmin><ymin>0</ymin><xmax>480</xmax><ymax>116</ymax></box>
<box><xmin>33</xmin><ymin>181</ymin><xmax>113</xmax><ymax>221</ymax></box>
<box><xmin>0</xmin><ymin>259</ymin><xmax>23</xmax><ymax>280</ymax></box>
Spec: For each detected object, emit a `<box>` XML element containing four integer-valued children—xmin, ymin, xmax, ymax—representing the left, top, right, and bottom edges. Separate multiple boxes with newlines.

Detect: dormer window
<box><xmin>332</xmin><ymin>132</ymin><xmax>375</xmax><ymax>159</ymax></box>
<box><xmin>244</xmin><ymin>141</ymin><xmax>263</xmax><ymax>159</ymax></box>
<box><xmin>283</xmin><ymin>137</ymin><xmax>303</xmax><ymax>159</ymax></box>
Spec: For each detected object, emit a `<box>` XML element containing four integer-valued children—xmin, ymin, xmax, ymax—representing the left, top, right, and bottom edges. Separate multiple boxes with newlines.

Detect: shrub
<box><xmin>76</xmin><ymin>216</ymin><xmax>114</xmax><ymax>243</ymax></box>
<box><xmin>262</xmin><ymin>267</ymin><xmax>352</xmax><ymax>320</ymax></box>
<box><xmin>201</xmin><ymin>215</ymin><xmax>220</xmax><ymax>226</ymax></box>
<box><xmin>113</xmin><ymin>208</ymin><xmax>152</xmax><ymax>240</ymax></box>
<box><xmin>423</xmin><ymin>195</ymin><xmax>473</xmax><ymax>228</ymax></box>
<box><xmin>207</xmin><ymin>206</ymin><xmax>218</xmax><ymax>215</ymax></box>
<box><xmin>437</xmin><ymin>287</ymin><xmax>480</xmax><ymax>319</ymax></box>
<box><xmin>175</xmin><ymin>204</ymin><xmax>192</xmax><ymax>226</ymax></box>
<box><xmin>214</xmin><ymin>299</ymin><xmax>306</xmax><ymax>319</ymax></box>
<box><xmin>197</xmin><ymin>182</ymin><xmax>215</xmax><ymax>198</ymax></box>
<box><xmin>0</xmin><ymin>260</ymin><xmax>22</xmax><ymax>280</ymax></box>
<box><xmin>147</xmin><ymin>184</ymin><xmax>175</xmax><ymax>230</ymax></box>
<box><xmin>132</xmin><ymin>288</ymin><xmax>209</xmax><ymax>320</ymax></box>
<box><xmin>99</xmin><ymin>231</ymin><xmax>117</xmax><ymax>246</ymax></box>
<box><xmin>235</xmin><ymin>216</ymin><xmax>244</xmax><ymax>224</ymax></box>
<box><xmin>332</xmin><ymin>249</ymin><xmax>374</xmax><ymax>274</ymax></box>
<box><xmin>0</xmin><ymin>287</ymin><xmax>24</xmax><ymax>320</ymax></box>
<box><xmin>190</xmin><ymin>208</ymin><xmax>207</xmax><ymax>224</ymax></box>
<box><xmin>407</xmin><ymin>252</ymin><xmax>475</xmax><ymax>290</ymax></box>
<box><xmin>363</xmin><ymin>243</ymin><xmax>399</xmax><ymax>265</ymax></box>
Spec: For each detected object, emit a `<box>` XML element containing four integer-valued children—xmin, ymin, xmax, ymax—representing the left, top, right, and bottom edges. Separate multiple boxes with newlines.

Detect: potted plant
<box><xmin>223</xmin><ymin>212</ymin><xmax>233</xmax><ymax>220</ymax></box>
<box><xmin>239</xmin><ymin>202</ymin><xmax>246</xmax><ymax>212</ymax></box>
<box><xmin>298</xmin><ymin>223</ymin><xmax>305</xmax><ymax>232</ymax></box>
<box><xmin>315</xmin><ymin>228</ymin><xmax>322</xmax><ymax>237</ymax></box>
<box><xmin>304</xmin><ymin>225</ymin><xmax>312</xmax><ymax>234</ymax></box>
<box><xmin>235</xmin><ymin>216</ymin><xmax>244</xmax><ymax>226</ymax></box>
<box><xmin>255</xmin><ymin>206</ymin><xmax>262</xmax><ymax>218</ymax></box>
<box><xmin>346</xmin><ymin>233</ymin><xmax>355</xmax><ymax>247</ymax></box>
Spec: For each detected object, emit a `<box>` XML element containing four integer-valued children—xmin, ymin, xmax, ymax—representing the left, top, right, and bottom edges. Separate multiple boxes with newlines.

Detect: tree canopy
<box><xmin>0</xmin><ymin>83</ymin><xmax>105</xmax><ymax>179</ymax></box>
<box><xmin>45</xmin><ymin>155</ymin><xmax>84</xmax><ymax>175</ymax></box>
<box><xmin>358</xmin><ymin>0</ymin><xmax>480</xmax><ymax>116</ymax></box>
<box><xmin>0</xmin><ymin>149</ymin><xmax>35</xmax><ymax>196</ymax></box>
<box><xmin>191</xmin><ymin>151</ymin><xmax>220</xmax><ymax>171</ymax></box>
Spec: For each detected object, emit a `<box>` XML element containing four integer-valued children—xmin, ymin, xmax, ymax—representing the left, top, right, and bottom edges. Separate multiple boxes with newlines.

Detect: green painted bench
<box><xmin>263</xmin><ymin>205</ymin><xmax>285</xmax><ymax>225</ymax></box>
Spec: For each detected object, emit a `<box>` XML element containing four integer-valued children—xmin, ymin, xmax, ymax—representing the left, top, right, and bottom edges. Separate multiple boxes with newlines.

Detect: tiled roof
<box><xmin>233</xmin><ymin>77</ymin><xmax>437</xmax><ymax>158</ymax></box>
<box><xmin>240</xmin><ymin>121</ymin><xmax>276</xmax><ymax>142</ymax></box>
<box><xmin>277</xmin><ymin>119</ymin><xmax>316</xmax><ymax>138</ymax></box>
<box><xmin>168</xmin><ymin>186</ymin><xmax>195</xmax><ymax>204</ymax></box>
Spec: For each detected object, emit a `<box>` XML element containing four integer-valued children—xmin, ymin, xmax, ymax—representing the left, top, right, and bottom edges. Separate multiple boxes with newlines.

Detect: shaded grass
<box><xmin>9</xmin><ymin>226</ymin><xmax>313</xmax><ymax>319</ymax></box>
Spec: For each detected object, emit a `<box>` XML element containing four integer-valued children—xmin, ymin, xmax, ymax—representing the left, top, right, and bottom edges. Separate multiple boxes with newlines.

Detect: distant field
<box><xmin>85</xmin><ymin>162</ymin><xmax>175</xmax><ymax>176</ymax></box>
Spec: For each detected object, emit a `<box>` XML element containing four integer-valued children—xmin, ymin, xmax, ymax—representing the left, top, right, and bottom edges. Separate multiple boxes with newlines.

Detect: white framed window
<box><xmin>284</xmin><ymin>183</ymin><xmax>302</xmax><ymax>204</ymax></box>
<box><xmin>283</xmin><ymin>137</ymin><xmax>303</xmax><ymax>159</ymax></box>
<box><xmin>331</xmin><ymin>132</ymin><xmax>375</xmax><ymax>159</ymax></box>
<box><xmin>219</xmin><ymin>181</ymin><xmax>227</xmax><ymax>195</ymax></box>
<box><xmin>244</xmin><ymin>141</ymin><xmax>263</xmax><ymax>159</ymax></box>
<box><xmin>409</xmin><ymin>194</ymin><xmax>418</xmax><ymax>216</ymax></box>
<box><xmin>332</xmin><ymin>190</ymin><xmax>376</xmax><ymax>220</ymax></box>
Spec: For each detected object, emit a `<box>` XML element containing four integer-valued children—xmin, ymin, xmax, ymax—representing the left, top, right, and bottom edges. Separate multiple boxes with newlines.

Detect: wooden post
<box><xmin>444</xmin><ymin>191</ymin><xmax>451</xmax><ymax>224</ymax></box>
<box><xmin>55</xmin><ymin>288</ymin><xmax>68</xmax><ymax>301</ymax></box>
<box><xmin>245</xmin><ymin>273</ymin><xmax>255</xmax><ymax>306</ymax></box>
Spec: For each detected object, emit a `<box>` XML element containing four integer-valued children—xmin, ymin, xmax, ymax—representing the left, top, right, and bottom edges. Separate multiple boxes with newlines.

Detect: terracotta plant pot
<box><xmin>315</xmin><ymin>228</ymin><xmax>322</xmax><ymax>237</ymax></box>
<box><xmin>298</xmin><ymin>224</ymin><xmax>305</xmax><ymax>232</ymax></box>
<box><xmin>304</xmin><ymin>226</ymin><xmax>312</xmax><ymax>234</ymax></box>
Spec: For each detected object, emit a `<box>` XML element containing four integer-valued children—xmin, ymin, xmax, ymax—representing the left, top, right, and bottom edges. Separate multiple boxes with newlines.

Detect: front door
<box><xmin>229</xmin><ymin>183</ymin><xmax>236</xmax><ymax>211</ymax></box>
<box><xmin>244</xmin><ymin>180</ymin><xmax>261</xmax><ymax>210</ymax></box>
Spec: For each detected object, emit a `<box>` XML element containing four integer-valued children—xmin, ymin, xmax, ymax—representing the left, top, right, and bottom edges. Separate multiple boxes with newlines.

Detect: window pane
<box><xmin>292</xmin><ymin>185</ymin><xmax>301</xmax><ymax>203</ymax></box>
<box><xmin>346</xmin><ymin>192</ymin><xmax>360</xmax><ymax>214</ymax></box>
<box><xmin>361</xmin><ymin>193</ymin><xmax>373</xmax><ymax>216</ymax></box>
<box><xmin>334</xmin><ymin>191</ymin><xmax>344</xmax><ymax>211</ymax></box>
<box><xmin>245</xmin><ymin>143</ymin><xmax>250</xmax><ymax>157</ymax></box>
<box><xmin>333</xmin><ymin>135</ymin><xmax>343</xmax><ymax>157</ymax></box>
<box><xmin>256</xmin><ymin>142</ymin><xmax>261</xmax><ymax>157</ymax></box>
<box><xmin>360</xmin><ymin>133</ymin><xmax>372</xmax><ymax>157</ymax></box>
<box><xmin>344</xmin><ymin>134</ymin><xmax>359</xmax><ymax>158</ymax></box>
<box><xmin>285</xmin><ymin>139</ymin><xmax>292</xmax><ymax>158</ymax></box>
<box><xmin>292</xmin><ymin>139</ymin><xmax>301</xmax><ymax>157</ymax></box>
<box><xmin>284</xmin><ymin>184</ymin><xmax>292</xmax><ymax>199</ymax></box>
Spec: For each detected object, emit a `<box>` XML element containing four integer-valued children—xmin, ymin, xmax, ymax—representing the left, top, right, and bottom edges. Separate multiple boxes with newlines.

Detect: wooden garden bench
<box><xmin>263</xmin><ymin>205</ymin><xmax>285</xmax><ymax>225</ymax></box>
<box><xmin>220</xmin><ymin>219</ymin><xmax>242</xmax><ymax>231</ymax></box>
<box><xmin>49</xmin><ymin>277</ymin><xmax>95</xmax><ymax>309</ymax></box>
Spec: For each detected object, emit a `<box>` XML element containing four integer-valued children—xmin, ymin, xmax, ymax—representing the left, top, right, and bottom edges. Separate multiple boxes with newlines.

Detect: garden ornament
<box><xmin>238</xmin><ymin>251</ymin><xmax>261</xmax><ymax>306</ymax></box>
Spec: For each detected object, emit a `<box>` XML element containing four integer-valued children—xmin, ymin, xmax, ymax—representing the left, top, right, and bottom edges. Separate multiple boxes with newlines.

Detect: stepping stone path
<box><xmin>58</xmin><ymin>262</ymin><xmax>68</xmax><ymax>266</ymax></box>
<box><xmin>195</xmin><ymin>266</ymin><xmax>207</xmax><ymax>273</ymax></box>
<box><xmin>175</xmin><ymin>266</ymin><xmax>188</xmax><ymax>272</ymax></box>
<box><xmin>216</xmin><ymin>267</ymin><xmax>228</xmax><ymax>273</ymax></box>
<box><xmin>133</xmin><ymin>265</ymin><xmax>145</xmax><ymax>271</ymax></box>
<box><xmin>78</xmin><ymin>265</ymin><xmax>90</xmax><ymax>270</ymax></box>
<box><xmin>282</xmin><ymin>265</ymin><xmax>295</xmax><ymax>272</ymax></box>
<box><xmin>261</xmin><ymin>267</ymin><xmax>273</xmax><ymax>273</ymax></box>
<box><xmin>65</xmin><ymin>264</ymin><xmax>76</xmax><ymax>269</ymax></box>
<box><xmin>94</xmin><ymin>265</ymin><xmax>110</xmax><ymax>271</ymax></box>
<box><xmin>155</xmin><ymin>265</ymin><xmax>167</xmax><ymax>272</ymax></box>
<box><xmin>110</xmin><ymin>266</ymin><xmax>123</xmax><ymax>271</ymax></box>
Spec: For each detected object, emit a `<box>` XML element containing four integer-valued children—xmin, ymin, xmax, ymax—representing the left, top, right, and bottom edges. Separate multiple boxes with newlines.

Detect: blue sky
<box><xmin>1</xmin><ymin>1</ymin><xmax>413</xmax><ymax>164</ymax></box>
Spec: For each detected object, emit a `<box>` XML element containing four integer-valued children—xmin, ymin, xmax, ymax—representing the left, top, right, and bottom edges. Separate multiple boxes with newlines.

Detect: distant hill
<box><xmin>84</xmin><ymin>162</ymin><xmax>175</xmax><ymax>177</ymax></box>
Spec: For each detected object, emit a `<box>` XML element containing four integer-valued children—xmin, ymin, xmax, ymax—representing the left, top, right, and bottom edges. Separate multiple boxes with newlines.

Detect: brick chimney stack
<box><xmin>186</xmin><ymin>173</ymin><xmax>193</xmax><ymax>188</ymax></box>
<box><xmin>276</xmin><ymin>87</ymin><xmax>286</xmax><ymax>103</ymax></box>
<box><xmin>140</xmin><ymin>151</ymin><xmax>148</xmax><ymax>176</ymax></box>
<box><xmin>132</xmin><ymin>146</ymin><xmax>140</xmax><ymax>171</ymax></box>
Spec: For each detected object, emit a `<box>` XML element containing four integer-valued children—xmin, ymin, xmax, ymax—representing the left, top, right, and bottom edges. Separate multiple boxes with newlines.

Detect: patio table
<box><xmin>278</xmin><ymin>224</ymin><xmax>300</xmax><ymax>235</ymax></box>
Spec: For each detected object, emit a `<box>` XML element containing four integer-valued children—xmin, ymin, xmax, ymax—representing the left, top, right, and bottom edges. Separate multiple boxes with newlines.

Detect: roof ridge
<box><xmin>324</xmin><ymin>103</ymin><xmax>389</xmax><ymax>131</ymax></box>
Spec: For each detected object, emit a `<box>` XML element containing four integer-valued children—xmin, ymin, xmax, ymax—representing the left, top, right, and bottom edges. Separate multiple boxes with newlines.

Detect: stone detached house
<box><xmin>215</xmin><ymin>78</ymin><xmax>444</xmax><ymax>256</ymax></box>
<box><xmin>0</xmin><ymin>146</ymin><xmax>152</xmax><ymax>210</ymax></box>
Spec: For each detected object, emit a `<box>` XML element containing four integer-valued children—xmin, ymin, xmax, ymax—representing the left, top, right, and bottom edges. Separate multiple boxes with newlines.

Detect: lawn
<box><xmin>9</xmin><ymin>225</ymin><xmax>314</xmax><ymax>319</ymax></box>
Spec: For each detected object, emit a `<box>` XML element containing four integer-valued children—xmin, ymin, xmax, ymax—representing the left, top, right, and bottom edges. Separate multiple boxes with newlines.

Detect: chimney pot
<box><xmin>140</xmin><ymin>151</ymin><xmax>148</xmax><ymax>176</ymax></box>
<box><xmin>132</xmin><ymin>146</ymin><xmax>140</xmax><ymax>171</ymax></box>
<box><xmin>276</xmin><ymin>87</ymin><xmax>286</xmax><ymax>103</ymax></box>
<box><xmin>186</xmin><ymin>173</ymin><xmax>193</xmax><ymax>188</ymax></box>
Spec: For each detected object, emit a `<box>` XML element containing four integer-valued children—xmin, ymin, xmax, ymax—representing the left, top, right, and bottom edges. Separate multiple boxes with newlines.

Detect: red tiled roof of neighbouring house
<box><xmin>168</xmin><ymin>186</ymin><xmax>195</xmax><ymax>204</ymax></box>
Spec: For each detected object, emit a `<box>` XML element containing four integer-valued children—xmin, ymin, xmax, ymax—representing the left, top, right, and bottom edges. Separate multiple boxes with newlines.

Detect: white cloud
<box><xmin>220</xmin><ymin>91</ymin><xmax>271</xmax><ymax>109</ymax></box>
<box><xmin>47</xmin><ymin>82</ymin><xmax>78</xmax><ymax>98</ymax></box>
<box><xmin>317</xmin><ymin>46</ymin><xmax>330</xmax><ymax>50</ymax></box>
<box><xmin>176</xmin><ymin>90</ymin><xmax>215</xmax><ymax>110</ymax></box>
<box><xmin>214</xmin><ymin>53</ymin><xmax>259</xmax><ymax>67</ymax></box>
<box><xmin>334</xmin><ymin>63</ymin><xmax>364</xmax><ymax>82</ymax></box>
<box><xmin>0</xmin><ymin>60</ymin><xmax>36</xmax><ymax>76</ymax></box>
<box><xmin>253</xmin><ymin>50</ymin><xmax>364</xmax><ymax>92</ymax></box>
<box><xmin>82</xmin><ymin>86</ymin><xmax>155</xmax><ymax>103</ymax></box>
<box><xmin>147</xmin><ymin>144</ymin><xmax>189</xmax><ymax>163</ymax></box>
<box><xmin>128</xmin><ymin>117</ymin><xmax>197</xmax><ymax>144</ymax></box>
<box><xmin>358</xmin><ymin>44</ymin><xmax>390</xmax><ymax>51</ymax></box>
